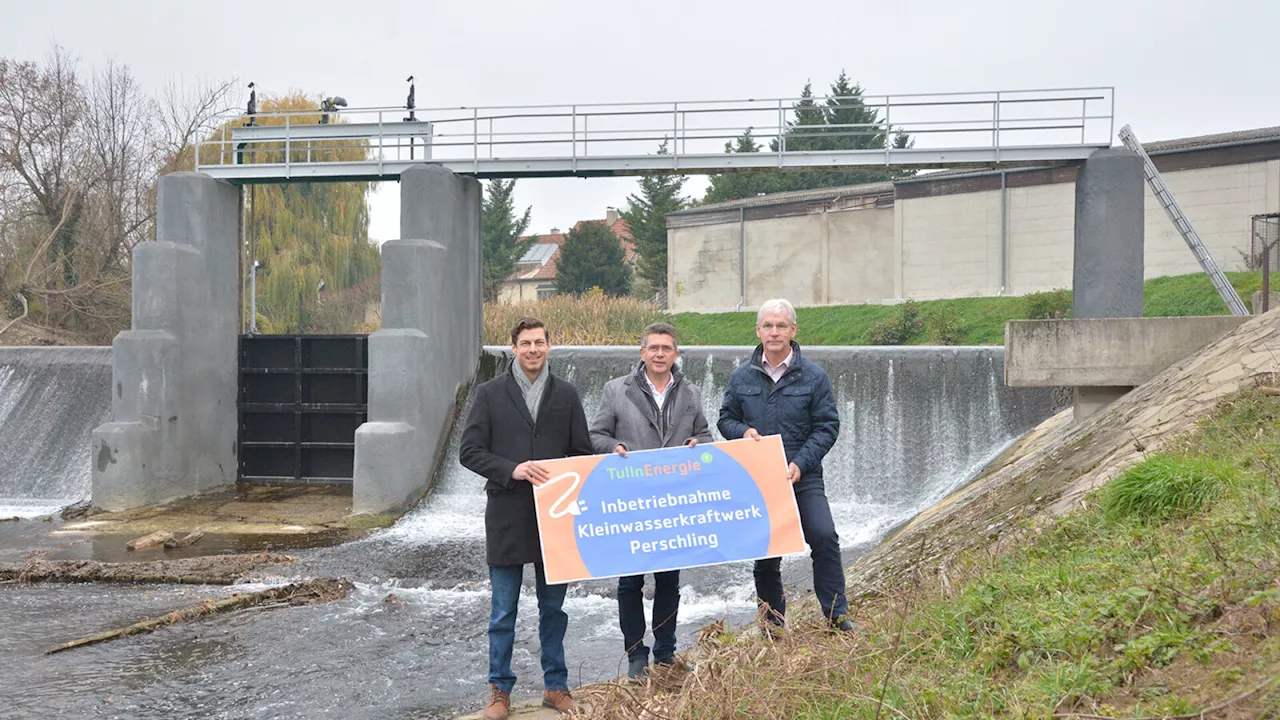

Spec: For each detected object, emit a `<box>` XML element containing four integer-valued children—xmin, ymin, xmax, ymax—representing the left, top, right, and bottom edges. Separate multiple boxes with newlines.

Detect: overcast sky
<box><xmin>3</xmin><ymin>0</ymin><xmax>1276</xmax><ymax>242</ymax></box>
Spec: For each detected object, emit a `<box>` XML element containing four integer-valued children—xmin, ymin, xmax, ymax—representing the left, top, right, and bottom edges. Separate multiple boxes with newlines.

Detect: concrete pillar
<box><xmin>1073</xmin><ymin>148</ymin><xmax>1144</xmax><ymax>319</ymax></box>
<box><xmin>1071</xmin><ymin>148</ymin><xmax>1145</xmax><ymax>422</ymax></box>
<box><xmin>1072</xmin><ymin>386</ymin><xmax>1130</xmax><ymax>424</ymax></box>
<box><xmin>91</xmin><ymin>173</ymin><xmax>240</xmax><ymax>510</ymax></box>
<box><xmin>353</xmin><ymin>165</ymin><xmax>482</xmax><ymax>515</ymax></box>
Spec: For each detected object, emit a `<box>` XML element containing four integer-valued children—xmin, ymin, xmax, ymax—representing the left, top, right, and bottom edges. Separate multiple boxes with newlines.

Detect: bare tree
<box><xmin>0</xmin><ymin>46</ymin><xmax>90</xmax><ymax>288</ymax></box>
<box><xmin>0</xmin><ymin>47</ymin><xmax>138</xmax><ymax>340</ymax></box>
<box><xmin>84</xmin><ymin>58</ymin><xmax>159</xmax><ymax>266</ymax></box>
<box><xmin>156</xmin><ymin>76</ymin><xmax>237</xmax><ymax>173</ymax></box>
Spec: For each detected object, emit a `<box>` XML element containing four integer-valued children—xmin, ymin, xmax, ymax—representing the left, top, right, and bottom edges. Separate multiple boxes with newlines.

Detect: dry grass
<box><xmin>577</xmin><ymin>609</ymin><xmax>912</xmax><ymax>720</ymax></box>
<box><xmin>483</xmin><ymin>290</ymin><xmax>665</xmax><ymax>346</ymax></box>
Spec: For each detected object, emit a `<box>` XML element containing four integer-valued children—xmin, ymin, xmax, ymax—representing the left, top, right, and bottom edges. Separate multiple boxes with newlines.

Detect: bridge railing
<box><xmin>196</xmin><ymin>87</ymin><xmax>1114</xmax><ymax>177</ymax></box>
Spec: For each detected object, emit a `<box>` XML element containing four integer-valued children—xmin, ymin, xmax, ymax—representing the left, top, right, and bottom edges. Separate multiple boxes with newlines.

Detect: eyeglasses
<box><xmin>757</xmin><ymin>323</ymin><xmax>792</xmax><ymax>332</ymax></box>
<box><xmin>645</xmin><ymin>344</ymin><xmax>676</xmax><ymax>353</ymax></box>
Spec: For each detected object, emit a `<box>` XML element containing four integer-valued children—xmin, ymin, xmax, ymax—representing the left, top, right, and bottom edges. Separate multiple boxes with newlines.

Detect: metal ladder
<box><xmin>1118</xmin><ymin>124</ymin><xmax>1250</xmax><ymax>315</ymax></box>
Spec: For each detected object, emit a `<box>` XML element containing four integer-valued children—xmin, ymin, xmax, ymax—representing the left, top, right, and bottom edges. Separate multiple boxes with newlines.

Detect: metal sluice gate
<box><xmin>238</xmin><ymin>335</ymin><xmax>368</xmax><ymax>485</ymax></box>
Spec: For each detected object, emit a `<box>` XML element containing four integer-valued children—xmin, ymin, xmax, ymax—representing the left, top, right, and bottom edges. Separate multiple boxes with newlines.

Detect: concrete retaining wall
<box><xmin>91</xmin><ymin>173</ymin><xmax>240</xmax><ymax>511</ymax></box>
<box><xmin>353</xmin><ymin>165</ymin><xmax>482</xmax><ymax>515</ymax></box>
<box><xmin>1005</xmin><ymin>316</ymin><xmax>1252</xmax><ymax>388</ymax></box>
<box><xmin>668</xmin><ymin>158</ymin><xmax>1280</xmax><ymax>312</ymax></box>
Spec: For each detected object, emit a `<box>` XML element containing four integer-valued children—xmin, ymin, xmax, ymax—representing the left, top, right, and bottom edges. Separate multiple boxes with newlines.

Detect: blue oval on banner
<box><xmin>573</xmin><ymin>445</ymin><xmax>771</xmax><ymax>577</ymax></box>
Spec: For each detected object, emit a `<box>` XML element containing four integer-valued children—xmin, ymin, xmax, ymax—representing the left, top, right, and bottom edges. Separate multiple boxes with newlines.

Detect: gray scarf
<box><xmin>512</xmin><ymin>360</ymin><xmax>550</xmax><ymax>420</ymax></box>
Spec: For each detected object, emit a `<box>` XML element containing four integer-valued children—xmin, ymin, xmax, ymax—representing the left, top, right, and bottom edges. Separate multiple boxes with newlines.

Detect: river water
<box><xmin>0</xmin><ymin>346</ymin><xmax>1060</xmax><ymax>719</ymax></box>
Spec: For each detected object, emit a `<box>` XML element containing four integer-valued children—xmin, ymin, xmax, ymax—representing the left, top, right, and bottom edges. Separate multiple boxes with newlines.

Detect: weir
<box><xmin>0</xmin><ymin>348</ymin><xmax>111</xmax><ymax>517</ymax></box>
<box><xmin>0</xmin><ymin>342</ymin><xmax>1062</xmax><ymax>717</ymax></box>
<box><xmin>390</xmin><ymin>345</ymin><xmax>1061</xmax><ymax>552</ymax></box>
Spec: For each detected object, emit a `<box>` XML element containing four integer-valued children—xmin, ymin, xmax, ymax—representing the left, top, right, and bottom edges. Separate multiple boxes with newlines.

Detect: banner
<box><xmin>532</xmin><ymin>435</ymin><xmax>806</xmax><ymax>584</ymax></box>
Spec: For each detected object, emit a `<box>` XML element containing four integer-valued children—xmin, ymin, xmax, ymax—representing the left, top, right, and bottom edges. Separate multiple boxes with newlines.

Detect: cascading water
<box><xmin>339</xmin><ymin>345</ymin><xmax>1061</xmax><ymax>714</ymax></box>
<box><xmin>0</xmin><ymin>345</ymin><xmax>1062</xmax><ymax>719</ymax></box>
<box><xmin>0</xmin><ymin>347</ymin><xmax>112</xmax><ymax>518</ymax></box>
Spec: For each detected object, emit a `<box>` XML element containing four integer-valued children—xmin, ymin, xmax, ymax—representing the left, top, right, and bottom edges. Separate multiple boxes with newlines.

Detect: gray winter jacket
<box><xmin>589</xmin><ymin>362</ymin><xmax>714</xmax><ymax>454</ymax></box>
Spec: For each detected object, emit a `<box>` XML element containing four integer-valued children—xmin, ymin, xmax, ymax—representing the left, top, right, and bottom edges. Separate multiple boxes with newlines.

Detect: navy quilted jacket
<box><xmin>717</xmin><ymin>342</ymin><xmax>840</xmax><ymax>478</ymax></box>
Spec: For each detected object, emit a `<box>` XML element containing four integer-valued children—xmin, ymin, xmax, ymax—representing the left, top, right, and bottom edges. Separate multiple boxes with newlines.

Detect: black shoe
<box><xmin>761</xmin><ymin>620</ymin><xmax>784</xmax><ymax>642</ymax></box>
<box><xmin>627</xmin><ymin>655</ymin><xmax>649</xmax><ymax>680</ymax></box>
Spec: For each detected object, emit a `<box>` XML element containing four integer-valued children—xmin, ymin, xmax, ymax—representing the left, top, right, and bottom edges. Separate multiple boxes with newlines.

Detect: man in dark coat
<box><xmin>588</xmin><ymin>322</ymin><xmax>714</xmax><ymax>679</ymax></box>
<box><xmin>460</xmin><ymin>317</ymin><xmax>593</xmax><ymax>719</ymax></box>
<box><xmin>717</xmin><ymin>298</ymin><xmax>853</xmax><ymax>634</ymax></box>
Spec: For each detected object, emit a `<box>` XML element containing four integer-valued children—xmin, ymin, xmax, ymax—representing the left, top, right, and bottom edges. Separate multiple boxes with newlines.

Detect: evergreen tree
<box><xmin>701</xmin><ymin>72</ymin><xmax>914</xmax><ymax>205</ymax></box>
<box><xmin>554</xmin><ymin>221</ymin><xmax>630</xmax><ymax>296</ymax></box>
<box><xmin>824</xmin><ymin>71</ymin><xmax>883</xmax><ymax>151</ymax></box>
<box><xmin>620</xmin><ymin>141</ymin><xmax>687</xmax><ymax>293</ymax></box>
<box><xmin>481</xmin><ymin>178</ymin><xmax>532</xmax><ymax>302</ymax></box>
<box><xmin>782</xmin><ymin>81</ymin><xmax>826</xmax><ymax>152</ymax></box>
<box><xmin>702</xmin><ymin>128</ymin><xmax>790</xmax><ymax>204</ymax></box>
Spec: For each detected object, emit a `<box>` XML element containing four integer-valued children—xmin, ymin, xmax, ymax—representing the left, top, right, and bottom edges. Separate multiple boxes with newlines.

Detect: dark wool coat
<box><xmin>460</xmin><ymin>369</ymin><xmax>593</xmax><ymax>566</ymax></box>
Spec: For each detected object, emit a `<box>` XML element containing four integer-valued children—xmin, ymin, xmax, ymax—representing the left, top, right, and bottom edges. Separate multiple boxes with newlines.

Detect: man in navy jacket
<box><xmin>717</xmin><ymin>298</ymin><xmax>853</xmax><ymax>633</ymax></box>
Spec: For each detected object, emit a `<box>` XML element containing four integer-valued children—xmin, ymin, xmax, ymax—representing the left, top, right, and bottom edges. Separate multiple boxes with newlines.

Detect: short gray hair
<box><xmin>756</xmin><ymin>298</ymin><xmax>797</xmax><ymax>326</ymax></box>
<box><xmin>641</xmin><ymin>321</ymin><xmax>679</xmax><ymax>350</ymax></box>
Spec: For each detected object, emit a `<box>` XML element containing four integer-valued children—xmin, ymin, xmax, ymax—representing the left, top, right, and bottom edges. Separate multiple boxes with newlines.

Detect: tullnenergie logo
<box><xmin>574</xmin><ymin>445</ymin><xmax>770</xmax><ymax>576</ymax></box>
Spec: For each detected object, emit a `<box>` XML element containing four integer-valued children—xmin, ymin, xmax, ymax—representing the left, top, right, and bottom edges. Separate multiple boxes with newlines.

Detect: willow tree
<box><xmin>207</xmin><ymin>91</ymin><xmax>381</xmax><ymax>333</ymax></box>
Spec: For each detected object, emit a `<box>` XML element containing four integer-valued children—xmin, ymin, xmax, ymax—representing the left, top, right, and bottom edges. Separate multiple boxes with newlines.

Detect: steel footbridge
<box><xmin>196</xmin><ymin>87</ymin><xmax>1115</xmax><ymax>183</ymax></box>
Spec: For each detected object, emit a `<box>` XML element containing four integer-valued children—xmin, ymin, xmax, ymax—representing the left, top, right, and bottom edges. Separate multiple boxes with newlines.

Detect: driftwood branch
<box><xmin>45</xmin><ymin>577</ymin><xmax>354</xmax><ymax>655</ymax></box>
<box><xmin>0</xmin><ymin>551</ymin><xmax>294</xmax><ymax>585</ymax></box>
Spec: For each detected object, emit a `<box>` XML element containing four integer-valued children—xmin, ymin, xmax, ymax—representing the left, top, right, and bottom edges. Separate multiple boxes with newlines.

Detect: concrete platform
<box><xmin>1005</xmin><ymin>316</ymin><xmax>1250</xmax><ymax>387</ymax></box>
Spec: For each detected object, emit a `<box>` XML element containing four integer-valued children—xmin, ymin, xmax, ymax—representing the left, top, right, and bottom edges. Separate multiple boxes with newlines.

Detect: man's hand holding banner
<box><xmin>532</xmin><ymin>435</ymin><xmax>806</xmax><ymax>584</ymax></box>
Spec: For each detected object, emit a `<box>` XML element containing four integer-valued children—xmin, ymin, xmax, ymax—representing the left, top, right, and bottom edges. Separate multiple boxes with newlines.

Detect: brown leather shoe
<box><xmin>482</xmin><ymin>684</ymin><xmax>510</xmax><ymax>720</ymax></box>
<box><xmin>542</xmin><ymin>688</ymin><xmax>580</xmax><ymax>714</ymax></box>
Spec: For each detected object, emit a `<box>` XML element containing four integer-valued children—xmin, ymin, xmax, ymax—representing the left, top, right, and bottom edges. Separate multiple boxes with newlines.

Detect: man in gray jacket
<box><xmin>589</xmin><ymin>322</ymin><xmax>714</xmax><ymax>679</ymax></box>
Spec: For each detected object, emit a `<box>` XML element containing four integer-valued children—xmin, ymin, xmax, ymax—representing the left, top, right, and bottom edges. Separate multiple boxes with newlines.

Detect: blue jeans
<box><xmin>618</xmin><ymin>570</ymin><xmax>680</xmax><ymax>663</ymax></box>
<box><xmin>488</xmin><ymin>564</ymin><xmax>568</xmax><ymax>694</ymax></box>
<box><xmin>753</xmin><ymin>477</ymin><xmax>849</xmax><ymax>624</ymax></box>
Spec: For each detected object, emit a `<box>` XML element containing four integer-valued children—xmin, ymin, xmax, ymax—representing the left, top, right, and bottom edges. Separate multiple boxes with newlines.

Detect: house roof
<box><xmin>518</xmin><ymin>243</ymin><xmax>558</xmax><ymax>265</ymax></box>
<box><xmin>507</xmin><ymin>216</ymin><xmax>636</xmax><ymax>283</ymax></box>
<box><xmin>1143</xmin><ymin>125</ymin><xmax>1280</xmax><ymax>154</ymax></box>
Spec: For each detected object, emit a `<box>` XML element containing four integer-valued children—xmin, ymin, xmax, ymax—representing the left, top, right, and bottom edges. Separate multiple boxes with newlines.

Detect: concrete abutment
<box><xmin>92</xmin><ymin>173</ymin><xmax>240</xmax><ymax>511</ymax></box>
<box><xmin>90</xmin><ymin>166</ymin><xmax>482</xmax><ymax>515</ymax></box>
<box><xmin>352</xmin><ymin>165</ymin><xmax>482</xmax><ymax>515</ymax></box>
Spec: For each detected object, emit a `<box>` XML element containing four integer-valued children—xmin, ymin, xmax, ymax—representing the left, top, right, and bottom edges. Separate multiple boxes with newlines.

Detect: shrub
<box><xmin>1023</xmin><ymin>289</ymin><xmax>1072</xmax><ymax>320</ymax></box>
<box><xmin>1100</xmin><ymin>455</ymin><xmax>1236</xmax><ymax>523</ymax></box>
<box><xmin>483</xmin><ymin>291</ymin><xmax>664</xmax><ymax>345</ymax></box>
<box><xmin>925</xmin><ymin>307</ymin><xmax>963</xmax><ymax>345</ymax></box>
<box><xmin>866</xmin><ymin>300</ymin><xmax>922</xmax><ymax>345</ymax></box>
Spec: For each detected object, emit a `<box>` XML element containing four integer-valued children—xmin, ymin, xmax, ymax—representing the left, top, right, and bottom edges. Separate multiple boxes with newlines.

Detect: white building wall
<box><xmin>1144</xmin><ymin>162</ymin><xmax>1272</xmax><ymax>278</ymax></box>
<box><xmin>669</xmin><ymin>223</ymin><xmax>743</xmax><ymax>312</ymax></box>
<box><xmin>666</xmin><ymin>155</ymin><xmax>1280</xmax><ymax>311</ymax></box>
<box><xmin>900</xmin><ymin>190</ymin><xmax>1002</xmax><ymax>300</ymax></box>
<box><xmin>743</xmin><ymin>215</ymin><xmax>825</xmax><ymax>308</ymax></box>
<box><xmin>827</xmin><ymin>208</ymin><xmax>896</xmax><ymax>305</ymax></box>
<box><xmin>1005</xmin><ymin>182</ymin><xmax>1076</xmax><ymax>294</ymax></box>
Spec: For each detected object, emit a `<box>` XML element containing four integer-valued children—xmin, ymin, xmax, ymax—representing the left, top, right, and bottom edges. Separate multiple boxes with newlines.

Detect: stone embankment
<box><xmin>843</xmin><ymin>308</ymin><xmax>1280</xmax><ymax>600</ymax></box>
